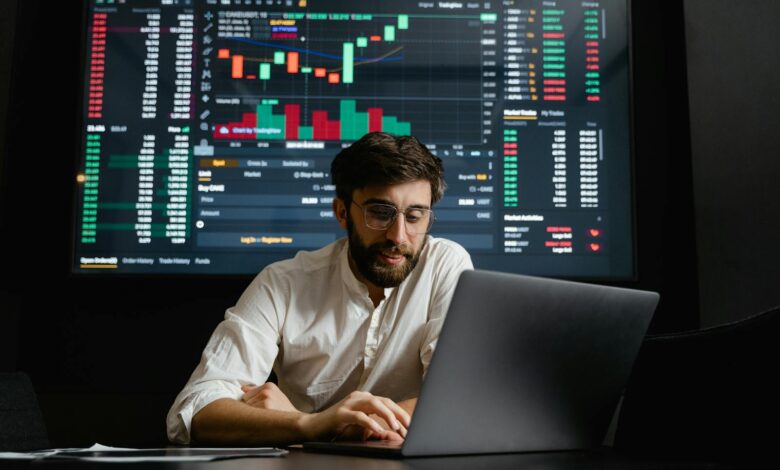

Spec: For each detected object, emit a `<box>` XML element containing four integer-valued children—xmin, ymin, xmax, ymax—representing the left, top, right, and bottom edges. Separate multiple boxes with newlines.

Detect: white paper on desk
<box><xmin>0</xmin><ymin>447</ymin><xmax>84</xmax><ymax>460</ymax></box>
<box><xmin>43</xmin><ymin>443</ymin><xmax>287</xmax><ymax>462</ymax></box>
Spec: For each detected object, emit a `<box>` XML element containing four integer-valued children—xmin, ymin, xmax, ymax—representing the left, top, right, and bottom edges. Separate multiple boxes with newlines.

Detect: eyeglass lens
<box><xmin>361</xmin><ymin>203</ymin><xmax>433</xmax><ymax>234</ymax></box>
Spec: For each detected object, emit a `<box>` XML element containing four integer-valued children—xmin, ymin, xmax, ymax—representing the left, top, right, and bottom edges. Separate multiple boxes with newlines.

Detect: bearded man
<box><xmin>166</xmin><ymin>132</ymin><xmax>473</xmax><ymax>446</ymax></box>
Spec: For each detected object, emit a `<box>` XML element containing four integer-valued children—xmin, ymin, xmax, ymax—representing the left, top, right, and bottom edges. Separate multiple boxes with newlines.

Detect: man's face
<box><xmin>339</xmin><ymin>180</ymin><xmax>432</xmax><ymax>288</ymax></box>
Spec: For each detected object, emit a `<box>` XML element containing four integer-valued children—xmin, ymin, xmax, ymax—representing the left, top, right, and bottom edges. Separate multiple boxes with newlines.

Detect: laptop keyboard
<box><xmin>352</xmin><ymin>440</ymin><xmax>403</xmax><ymax>448</ymax></box>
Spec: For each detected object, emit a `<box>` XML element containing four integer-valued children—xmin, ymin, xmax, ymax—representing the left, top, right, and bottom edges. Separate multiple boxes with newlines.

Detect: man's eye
<box><xmin>405</xmin><ymin>210</ymin><xmax>425</xmax><ymax>223</ymax></box>
<box><xmin>368</xmin><ymin>207</ymin><xmax>395</xmax><ymax>220</ymax></box>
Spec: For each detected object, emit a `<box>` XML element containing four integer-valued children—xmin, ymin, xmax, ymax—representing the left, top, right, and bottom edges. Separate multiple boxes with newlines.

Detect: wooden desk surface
<box><xmin>9</xmin><ymin>447</ymin><xmax>734</xmax><ymax>470</ymax></box>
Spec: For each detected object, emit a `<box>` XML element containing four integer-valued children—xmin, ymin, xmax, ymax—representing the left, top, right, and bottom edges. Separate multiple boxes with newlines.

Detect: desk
<box><xmin>11</xmin><ymin>447</ymin><xmax>735</xmax><ymax>469</ymax></box>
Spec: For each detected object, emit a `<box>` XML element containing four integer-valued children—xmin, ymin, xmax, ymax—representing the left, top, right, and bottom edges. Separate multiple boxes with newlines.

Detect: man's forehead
<box><xmin>352</xmin><ymin>180</ymin><xmax>432</xmax><ymax>206</ymax></box>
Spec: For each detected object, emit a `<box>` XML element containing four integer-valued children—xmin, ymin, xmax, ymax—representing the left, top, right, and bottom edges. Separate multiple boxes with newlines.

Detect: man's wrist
<box><xmin>295</xmin><ymin>411</ymin><xmax>318</xmax><ymax>442</ymax></box>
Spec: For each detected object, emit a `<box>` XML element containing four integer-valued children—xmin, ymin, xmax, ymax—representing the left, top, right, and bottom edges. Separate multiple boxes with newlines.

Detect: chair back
<box><xmin>615</xmin><ymin>305</ymin><xmax>780</xmax><ymax>462</ymax></box>
<box><xmin>0</xmin><ymin>372</ymin><xmax>50</xmax><ymax>451</ymax></box>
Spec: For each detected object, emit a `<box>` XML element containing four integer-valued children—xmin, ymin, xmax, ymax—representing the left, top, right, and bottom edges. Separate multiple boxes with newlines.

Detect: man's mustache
<box><xmin>370</xmin><ymin>241</ymin><xmax>413</xmax><ymax>257</ymax></box>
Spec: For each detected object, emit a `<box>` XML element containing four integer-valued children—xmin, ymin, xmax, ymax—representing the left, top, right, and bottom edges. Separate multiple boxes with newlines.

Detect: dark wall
<box><xmin>629</xmin><ymin>0</ymin><xmax>699</xmax><ymax>332</ymax></box>
<box><xmin>684</xmin><ymin>0</ymin><xmax>780</xmax><ymax>327</ymax></box>
<box><xmin>1</xmin><ymin>0</ymin><xmax>701</xmax><ymax>447</ymax></box>
<box><xmin>0</xmin><ymin>1</ymin><xmax>248</xmax><ymax>447</ymax></box>
<box><xmin>0</xmin><ymin>1</ymin><xmax>15</xmax><ymax>166</ymax></box>
<box><xmin>0</xmin><ymin>0</ymin><xmax>18</xmax><ymax>373</ymax></box>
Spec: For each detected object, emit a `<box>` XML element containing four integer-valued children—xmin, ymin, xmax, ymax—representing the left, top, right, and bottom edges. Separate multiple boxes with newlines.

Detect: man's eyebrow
<box><xmin>362</xmin><ymin>197</ymin><xmax>394</xmax><ymax>206</ymax></box>
<box><xmin>361</xmin><ymin>198</ymin><xmax>431</xmax><ymax>210</ymax></box>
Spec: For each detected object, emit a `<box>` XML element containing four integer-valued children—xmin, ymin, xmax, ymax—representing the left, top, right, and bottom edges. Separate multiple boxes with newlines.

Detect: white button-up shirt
<box><xmin>166</xmin><ymin>236</ymin><xmax>473</xmax><ymax>444</ymax></box>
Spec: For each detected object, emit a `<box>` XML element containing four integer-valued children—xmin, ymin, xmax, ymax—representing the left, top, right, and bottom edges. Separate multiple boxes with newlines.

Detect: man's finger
<box><xmin>362</xmin><ymin>397</ymin><xmax>401</xmax><ymax>431</ymax></box>
<box><xmin>384</xmin><ymin>430</ymin><xmax>405</xmax><ymax>441</ymax></box>
<box><xmin>241</xmin><ymin>385</ymin><xmax>262</xmax><ymax>402</ymax></box>
<box><xmin>367</xmin><ymin>429</ymin><xmax>404</xmax><ymax>442</ymax></box>
<box><xmin>349</xmin><ymin>411</ymin><xmax>384</xmax><ymax>435</ymax></box>
<box><xmin>379</xmin><ymin>397</ymin><xmax>411</xmax><ymax>428</ymax></box>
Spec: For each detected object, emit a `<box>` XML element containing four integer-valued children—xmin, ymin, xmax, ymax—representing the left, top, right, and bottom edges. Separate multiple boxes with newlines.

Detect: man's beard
<box><xmin>347</xmin><ymin>216</ymin><xmax>425</xmax><ymax>288</ymax></box>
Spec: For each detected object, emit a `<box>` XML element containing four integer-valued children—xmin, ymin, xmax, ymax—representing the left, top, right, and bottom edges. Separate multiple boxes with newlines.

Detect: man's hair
<box><xmin>331</xmin><ymin>132</ymin><xmax>446</xmax><ymax>205</ymax></box>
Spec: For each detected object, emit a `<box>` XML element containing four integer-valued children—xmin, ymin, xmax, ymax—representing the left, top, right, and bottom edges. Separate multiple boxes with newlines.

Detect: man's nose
<box><xmin>385</xmin><ymin>214</ymin><xmax>409</xmax><ymax>246</ymax></box>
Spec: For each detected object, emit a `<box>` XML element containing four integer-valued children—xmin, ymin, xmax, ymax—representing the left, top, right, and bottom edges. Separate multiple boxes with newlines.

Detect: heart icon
<box><xmin>589</xmin><ymin>228</ymin><xmax>601</xmax><ymax>237</ymax></box>
<box><xmin>589</xmin><ymin>243</ymin><xmax>601</xmax><ymax>252</ymax></box>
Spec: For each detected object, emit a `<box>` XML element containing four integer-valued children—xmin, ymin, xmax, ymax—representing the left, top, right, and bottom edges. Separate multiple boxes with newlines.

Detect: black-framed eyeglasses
<box><xmin>351</xmin><ymin>201</ymin><xmax>434</xmax><ymax>235</ymax></box>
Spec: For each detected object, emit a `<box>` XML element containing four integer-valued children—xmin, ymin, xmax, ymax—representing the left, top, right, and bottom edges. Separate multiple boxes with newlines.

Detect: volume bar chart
<box><xmin>214</xmin><ymin>100</ymin><xmax>411</xmax><ymax>141</ymax></box>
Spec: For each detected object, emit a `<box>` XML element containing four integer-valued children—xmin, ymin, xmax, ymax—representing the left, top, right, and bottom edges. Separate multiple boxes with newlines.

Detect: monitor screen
<box><xmin>73</xmin><ymin>0</ymin><xmax>633</xmax><ymax>278</ymax></box>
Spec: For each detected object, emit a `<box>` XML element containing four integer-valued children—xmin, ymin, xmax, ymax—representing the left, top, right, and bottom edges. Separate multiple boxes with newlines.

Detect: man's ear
<box><xmin>333</xmin><ymin>198</ymin><xmax>348</xmax><ymax>230</ymax></box>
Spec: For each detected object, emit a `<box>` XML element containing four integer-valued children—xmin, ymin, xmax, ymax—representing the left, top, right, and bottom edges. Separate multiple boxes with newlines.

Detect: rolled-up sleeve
<box><xmin>166</xmin><ymin>268</ymin><xmax>286</xmax><ymax>444</ymax></box>
<box><xmin>419</xmin><ymin>241</ymin><xmax>474</xmax><ymax>378</ymax></box>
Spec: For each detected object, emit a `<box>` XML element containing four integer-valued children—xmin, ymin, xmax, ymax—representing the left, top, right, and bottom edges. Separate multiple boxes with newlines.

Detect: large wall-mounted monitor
<box><xmin>73</xmin><ymin>0</ymin><xmax>634</xmax><ymax>278</ymax></box>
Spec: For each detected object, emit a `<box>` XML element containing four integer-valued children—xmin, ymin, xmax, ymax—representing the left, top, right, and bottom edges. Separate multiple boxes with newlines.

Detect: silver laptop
<box><xmin>303</xmin><ymin>269</ymin><xmax>659</xmax><ymax>458</ymax></box>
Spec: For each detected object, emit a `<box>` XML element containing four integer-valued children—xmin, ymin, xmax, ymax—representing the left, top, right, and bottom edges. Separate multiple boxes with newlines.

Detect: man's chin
<box><xmin>367</xmin><ymin>257</ymin><xmax>413</xmax><ymax>288</ymax></box>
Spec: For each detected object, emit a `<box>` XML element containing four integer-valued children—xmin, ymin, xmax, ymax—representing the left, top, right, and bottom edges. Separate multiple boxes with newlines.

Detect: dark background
<box><xmin>1</xmin><ymin>0</ymin><xmax>778</xmax><ymax>447</ymax></box>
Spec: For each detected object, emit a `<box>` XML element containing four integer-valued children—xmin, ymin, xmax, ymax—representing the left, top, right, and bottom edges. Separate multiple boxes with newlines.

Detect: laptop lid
<box><xmin>400</xmin><ymin>269</ymin><xmax>659</xmax><ymax>457</ymax></box>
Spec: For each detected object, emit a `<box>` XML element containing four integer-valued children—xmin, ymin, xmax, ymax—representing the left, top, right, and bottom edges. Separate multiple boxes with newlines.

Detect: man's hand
<box><xmin>241</xmin><ymin>382</ymin><xmax>299</xmax><ymax>413</ymax></box>
<box><xmin>333</xmin><ymin>412</ymin><xmax>407</xmax><ymax>442</ymax></box>
<box><xmin>298</xmin><ymin>391</ymin><xmax>411</xmax><ymax>442</ymax></box>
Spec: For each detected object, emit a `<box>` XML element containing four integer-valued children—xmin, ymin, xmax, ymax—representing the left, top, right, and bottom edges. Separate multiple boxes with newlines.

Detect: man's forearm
<box><xmin>191</xmin><ymin>397</ymin><xmax>308</xmax><ymax>446</ymax></box>
<box><xmin>191</xmin><ymin>391</ymin><xmax>413</xmax><ymax>446</ymax></box>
